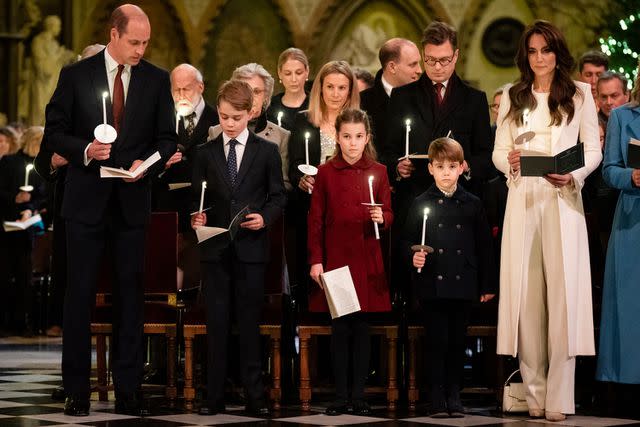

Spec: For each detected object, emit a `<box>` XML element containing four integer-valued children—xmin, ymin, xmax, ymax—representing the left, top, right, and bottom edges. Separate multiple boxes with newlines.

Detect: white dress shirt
<box><xmin>222</xmin><ymin>128</ymin><xmax>249</xmax><ymax>172</ymax></box>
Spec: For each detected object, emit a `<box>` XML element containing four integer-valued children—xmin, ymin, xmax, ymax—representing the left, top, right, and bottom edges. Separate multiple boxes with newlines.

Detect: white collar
<box><xmin>104</xmin><ymin>47</ymin><xmax>131</xmax><ymax>74</ymax></box>
<box><xmin>381</xmin><ymin>75</ymin><xmax>393</xmax><ymax>97</ymax></box>
<box><xmin>223</xmin><ymin>128</ymin><xmax>249</xmax><ymax>146</ymax></box>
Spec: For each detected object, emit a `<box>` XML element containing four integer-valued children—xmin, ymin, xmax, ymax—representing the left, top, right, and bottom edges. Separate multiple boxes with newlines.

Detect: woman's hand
<box><xmin>396</xmin><ymin>158</ymin><xmax>415</xmax><ymax>178</ymax></box>
<box><xmin>544</xmin><ymin>173</ymin><xmax>573</xmax><ymax>188</ymax></box>
<box><xmin>191</xmin><ymin>212</ymin><xmax>206</xmax><ymax>229</ymax></box>
<box><xmin>480</xmin><ymin>294</ymin><xmax>495</xmax><ymax>303</ymax></box>
<box><xmin>310</xmin><ymin>263</ymin><xmax>324</xmax><ymax>288</ymax></box>
<box><xmin>298</xmin><ymin>174</ymin><xmax>315</xmax><ymax>192</ymax></box>
<box><xmin>368</xmin><ymin>206</ymin><xmax>383</xmax><ymax>224</ymax></box>
<box><xmin>507</xmin><ymin>149</ymin><xmax>521</xmax><ymax>173</ymax></box>
<box><xmin>632</xmin><ymin>169</ymin><xmax>640</xmax><ymax>187</ymax></box>
<box><xmin>15</xmin><ymin>191</ymin><xmax>31</xmax><ymax>204</ymax></box>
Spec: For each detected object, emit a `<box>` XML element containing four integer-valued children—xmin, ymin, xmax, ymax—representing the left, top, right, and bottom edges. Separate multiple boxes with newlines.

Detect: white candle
<box><xmin>417</xmin><ymin>207</ymin><xmax>429</xmax><ymax>273</ymax></box>
<box><xmin>405</xmin><ymin>119</ymin><xmax>411</xmax><ymax>158</ymax></box>
<box><xmin>102</xmin><ymin>92</ymin><xmax>108</xmax><ymax>125</ymax></box>
<box><xmin>24</xmin><ymin>164</ymin><xmax>34</xmax><ymax>187</ymax></box>
<box><xmin>198</xmin><ymin>181</ymin><xmax>207</xmax><ymax>214</ymax></box>
<box><xmin>368</xmin><ymin>175</ymin><xmax>380</xmax><ymax>240</ymax></box>
<box><xmin>304</xmin><ymin>132</ymin><xmax>310</xmax><ymax>166</ymax></box>
<box><xmin>176</xmin><ymin>113</ymin><xmax>181</xmax><ymax>134</ymax></box>
<box><xmin>277</xmin><ymin>111</ymin><xmax>283</xmax><ymax>128</ymax></box>
<box><xmin>446</xmin><ymin>130</ymin><xmax>452</xmax><ymax>138</ymax></box>
<box><xmin>523</xmin><ymin>108</ymin><xmax>530</xmax><ymax>131</ymax></box>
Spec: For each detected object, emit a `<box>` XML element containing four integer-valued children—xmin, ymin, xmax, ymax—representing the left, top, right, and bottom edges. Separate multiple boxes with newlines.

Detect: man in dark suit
<box><xmin>381</xmin><ymin>21</ymin><xmax>493</xmax><ymax>228</ymax></box>
<box><xmin>44</xmin><ymin>4</ymin><xmax>176</xmax><ymax>416</ymax></box>
<box><xmin>360</xmin><ymin>38</ymin><xmax>422</xmax><ymax>149</ymax></box>
<box><xmin>191</xmin><ymin>79</ymin><xmax>285</xmax><ymax>416</ymax></box>
<box><xmin>153</xmin><ymin>63</ymin><xmax>218</xmax><ymax>289</ymax></box>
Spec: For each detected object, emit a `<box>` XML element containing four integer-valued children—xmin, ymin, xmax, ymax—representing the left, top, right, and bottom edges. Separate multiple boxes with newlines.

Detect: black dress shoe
<box><xmin>51</xmin><ymin>386</ymin><xmax>65</xmax><ymax>401</ymax></box>
<box><xmin>115</xmin><ymin>392</ymin><xmax>149</xmax><ymax>416</ymax></box>
<box><xmin>246</xmin><ymin>401</ymin><xmax>270</xmax><ymax>416</ymax></box>
<box><xmin>352</xmin><ymin>400</ymin><xmax>371</xmax><ymax>415</ymax></box>
<box><xmin>64</xmin><ymin>397</ymin><xmax>90</xmax><ymax>416</ymax></box>
<box><xmin>325</xmin><ymin>402</ymin><xmax>349</xmax><ymax>416</ymax></box>
<box><xmin>198</xmin><ymin>401</ymin><xmax>225</xmax><ymax>415</ymax></box>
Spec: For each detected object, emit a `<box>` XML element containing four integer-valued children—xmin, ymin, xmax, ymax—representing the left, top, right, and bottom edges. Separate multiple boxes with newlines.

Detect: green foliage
<box><xmin>599</xmin><ymin>1</ymin><xmax>640</xmax><ymax>88</ymax></box>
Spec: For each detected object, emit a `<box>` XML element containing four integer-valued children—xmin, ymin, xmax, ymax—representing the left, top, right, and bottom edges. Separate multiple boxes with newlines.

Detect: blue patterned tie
<box><xmin>227</xmin><ymin>138</ymin><xmax>238</xmax><ymax>187</ymax></box>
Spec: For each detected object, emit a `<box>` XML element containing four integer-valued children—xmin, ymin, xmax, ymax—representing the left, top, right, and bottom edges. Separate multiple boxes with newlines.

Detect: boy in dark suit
<box><xmin>191</xmin><ymin>79</ymin><xmax>286</xmax><ymax>416</ymax></box>
<box><xmin>402</xmin><ymin>137</ymin><xmax>495</xmax><ymax>417</ymax></box>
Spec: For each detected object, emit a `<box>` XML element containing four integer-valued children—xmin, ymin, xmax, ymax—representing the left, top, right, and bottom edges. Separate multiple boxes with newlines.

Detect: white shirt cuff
<box><xmin>84</xmin><ymin>144</ymin><xmax>92</xmax><ymax>166</ymax></box>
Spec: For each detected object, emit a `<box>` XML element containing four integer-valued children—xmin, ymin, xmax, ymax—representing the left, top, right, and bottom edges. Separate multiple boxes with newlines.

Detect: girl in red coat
<box><xmin>308</xmin><ymin>108</ymin><xmax>393</xmax><ymax>415</ymax></box>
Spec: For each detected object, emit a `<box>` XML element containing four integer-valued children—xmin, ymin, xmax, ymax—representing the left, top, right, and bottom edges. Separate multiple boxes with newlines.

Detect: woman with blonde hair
<box><xmin>267</xmin><ymin>47</ymin><xmax>310</xmax><ymax>130</ymax></box>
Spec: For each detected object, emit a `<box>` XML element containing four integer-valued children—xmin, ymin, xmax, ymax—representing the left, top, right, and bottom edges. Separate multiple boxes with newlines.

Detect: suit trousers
<box><xmin>331</xmin><ymin>312</ymin><xmax>370</xmax><ymax>402</ymax></box>
<box><xmin>202</xmin><ymin>253</ymin><xmax>265</xmax><ymax>405</ymax></box>
<box><xmin>518</xmin><ymin>179</ymin><xmax>575</xmax><ymax>414</ymax></box>
<box><xmin>421</xmin><ymin>299</ymin><xmax>470</xmax><ymax>409</ymax></box>
<box><xmin>62</xmin><ymin>199</ymin><xmax>146</xmax><ymax>398</ymax></box>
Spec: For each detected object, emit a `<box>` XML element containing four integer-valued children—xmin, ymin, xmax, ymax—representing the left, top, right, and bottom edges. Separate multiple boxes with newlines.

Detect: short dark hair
<box><xmin>428</xmin><ymin>137</ymin><xmax>464</xmax><ymax>163</ymax></box>
<box><xmin>597</xmin><ymin>71</ymin><xmax>629</xmax><ymax>93</ymax></box>
<box><xmin>421</xmin><ymin>21</ymin><xmax>457</xmax><ymax>50</ymax></box>
<box><xmin>379</xmin><ymin>38</ymin><xmax>414</xmax><ymax>69</ymax></box>
<box><xmin>354</xmin><ymin>68</ymin><xmax>374</xmax><ymax>89</ymax></box>
<box><xmin>108</xmin><ymin>4</ymin><xmax>147</xmax><ymax>35</ymax></box>
<box><xmin>217</xmin><ymin>80</ymin><xmax>253</xmax><ymax>112</ymax></box>
<box><xmin>578</xmin><ymin>50</ymin><xmax>609</xmax><ymax>72</ymax></box>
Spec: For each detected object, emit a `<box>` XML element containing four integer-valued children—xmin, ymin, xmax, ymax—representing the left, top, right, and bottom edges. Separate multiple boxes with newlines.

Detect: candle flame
<box><xmin>26</xmin><ymin>164</ymin><xmax>34</xmax><ymax>171</ymax></box>
<box><xmin>277</xmin><ymin>111</ymin><xmax>284</xmax><ymax>119</ymax></box>
<box><xmin>368</xmin><ymin>175</ymin><xmax>374</xmax><ymax>183</ymax></box>
<box><xmin>304</xmin><ymin>131</ymin><xmax>310</xmax><ymax>139</ymax></box>
<box><xmin>405</xmin><ymin>118</ymin><xmax>411</xmax><ymax>126</ymax></box>
<box><xmin>424</xmin><ymin>207</ymin><xmax>430</xmax><ymax>215</ymax></box>
<box><xmin>523</xmin><ymin>108</ymin><xmax>530</xmax><ymax>116</ymax></box>
<box><xmin>202</xmin><ymin>181</ymin><xmax>207</xmax><ymax>189</ymax></box>
<box><xmin>102</xmin><ymin>91</ymin><xmax>109</xmax><ymax>99</ymax></box>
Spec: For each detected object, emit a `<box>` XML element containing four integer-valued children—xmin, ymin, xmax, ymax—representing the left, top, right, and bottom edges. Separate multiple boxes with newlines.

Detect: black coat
<box><xmin>153</xmin><ymin>102</ymin><xmax>218</xmax><ymax>232</ymax></box>
<box><xmin>381</xmin><ymin>73</ymin><xmax>493</xmax><ymax>226</ymax></box>
<box><xmin>44</xmin><ymin>50</ymin><xmax>177</xmax><ymax>226</ymax></box>
<box><xmin>359</xmin><ymin>69</ymin><xmax>390</xmax><ymax>151</ymax></box>
<box><xmin>402</xmin><ymin>184</ymin><xmax>495</xmax><ymax>301</ymax></box>
<box><xmin>0</xmin><ymin>152</ymin><xmax>46</xmax><ymax>222</ymax></box>
<box><xmin>192</xmin><ymin>132</ymin><xmax>286</xmax><ymax>263</ymax></box>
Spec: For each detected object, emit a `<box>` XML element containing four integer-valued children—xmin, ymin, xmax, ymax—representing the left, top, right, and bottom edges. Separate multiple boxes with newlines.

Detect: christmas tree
<box><xmin>599</xmin><ymin>0</ymin><xmax>640</xmax><ymax>88</ymax></box>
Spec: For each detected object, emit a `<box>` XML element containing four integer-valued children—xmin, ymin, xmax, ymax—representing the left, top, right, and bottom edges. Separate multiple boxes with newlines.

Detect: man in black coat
<box><xmin>360</xmin><ymin>38</ymin><xmax>422</xmax><ymax>149</ymax></box>
<box><xmin>381</xmin><ymin>21</ymin><xmax>493</xmax><ymax>228</ymax></box>
<box><xmin>191</xmin><ymin>80</ymin><xmax>286</xmax><ymax>416</ymax></box>
<box><xmin>44</xmin><ymin>4</ymin><xmax>176</xmax><ymax>416</ymax></box>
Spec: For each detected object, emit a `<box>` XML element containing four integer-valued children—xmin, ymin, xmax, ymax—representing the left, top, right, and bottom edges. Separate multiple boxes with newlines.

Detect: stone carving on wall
<box><xmin>19</xmin><ymin>15</ymin><xmax>76</xmax><ymax>126</ymax></box>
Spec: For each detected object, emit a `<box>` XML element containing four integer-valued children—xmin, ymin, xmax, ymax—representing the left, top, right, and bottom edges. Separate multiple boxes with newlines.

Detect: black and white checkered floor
<box><xmin>1</xmin><ymin>336</ymin><xmax>639</xmax><ymax>426</ymax></box>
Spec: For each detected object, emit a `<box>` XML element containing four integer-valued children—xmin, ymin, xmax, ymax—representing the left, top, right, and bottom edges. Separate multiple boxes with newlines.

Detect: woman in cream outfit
<box><xmin>492</xmin><ymin>20</ymin><xmax>601</xmax><ymax>421</ymax></box>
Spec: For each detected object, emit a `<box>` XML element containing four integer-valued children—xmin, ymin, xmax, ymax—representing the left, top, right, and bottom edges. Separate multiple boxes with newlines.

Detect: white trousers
<box><xmin>517</xmin><ymin>179</ymin><xmax>575</xmax><ymax>414</ymax></box>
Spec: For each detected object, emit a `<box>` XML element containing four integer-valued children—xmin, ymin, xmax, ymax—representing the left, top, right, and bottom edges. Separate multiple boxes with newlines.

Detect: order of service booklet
<box><xmin>520</xmin><ymin>143</ymin><xmax>585</xmax><ymax>176</ymax></box>
<box><xmin>319</xmin><ymin>265</ymin><xmax>361</xmax><ymax>319</ymax></box>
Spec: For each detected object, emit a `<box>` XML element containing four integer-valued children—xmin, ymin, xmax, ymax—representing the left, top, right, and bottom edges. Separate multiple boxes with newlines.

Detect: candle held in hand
<box><xmin>405</xmin><ymin>119</ymin><xmax>411</xmax><ymax>158</ymax></box>
<box><xmin>418</xmin><ymin>207</ymin><xmax>430</xmax><ymax>273</ymax></box>
<box><xmin>198</xmin><ymin>181</ymin><xmax>207</xmax><ymax>214</ymax></box>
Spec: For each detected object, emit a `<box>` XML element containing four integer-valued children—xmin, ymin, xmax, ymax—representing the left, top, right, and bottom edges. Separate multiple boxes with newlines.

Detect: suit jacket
<box><xmin>153</xmin><ymin>102</ymin><xmax>218</xmax><ymax>232</ymax></box>
<box><xmin>44</xmin><ymin>50</ymin><xmax>176</xmax><ymax>226</ymax></box>
<box><xmin>382</xmin><ymin>72</ymin><xmax>493</xmax><ymax>225</ymax></box>
<box><xmin>192</xmin><ymin>132</ymin><xmax>286</xmax><ymax>263</ymax></box>
<box><xmin>359</xmin><ymin>69</ymin><xmax>389</xmax><ymax>150</ymax></box>
<box><xmin>208</xmin><ymin>112</ymin><xmax>292</xmax><ymax>190</ymax></box>
<box><xmin>401</xmin><ymin>184</ymin><xmax>494</xmax><ymax>301</ymax></box>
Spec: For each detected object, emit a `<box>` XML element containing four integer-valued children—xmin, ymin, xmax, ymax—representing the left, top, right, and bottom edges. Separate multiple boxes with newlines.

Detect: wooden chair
<box><xmin>91</xmin><ymin>212</ymin><xmax>179</xmax><ymax>403</ymax></box>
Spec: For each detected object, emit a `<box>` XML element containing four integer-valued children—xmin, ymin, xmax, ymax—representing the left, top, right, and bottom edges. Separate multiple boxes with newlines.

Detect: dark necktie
<box><xmin>113</xmin><ymin>64</ymin><xmax>125</xmax><ymax>132</ymax></box>
<box><xmin>185</xmin><ymin>112</ymin><xmax>196</xmax><ymax>137</ymax></box>
<box><xmin>434</xmin><ymin>82</ymin><xmax>444</xmax><ymax>106</ymax></box>
<box><xmin>227</xmin><ymin>139</ymin><xmax>238</xmax><ymax>187</ymax></box>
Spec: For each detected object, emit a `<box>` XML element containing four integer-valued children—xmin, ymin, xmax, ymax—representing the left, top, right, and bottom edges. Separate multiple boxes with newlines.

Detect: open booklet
<box><xmin>100</xmin><ymin>151</ymin><xmax>161</xmax><ymax>179</ymax></box>
<box><xmin>629</xmin><ymin>138</ymin><xmax>640</xmax><ymax>169</ymax></box>
<box><xmin>3</xmin><ymin>214</ymin><xmax>42</xmax><ymax>232</ymax></box>
<box><xmin>520</xmin><ymin>143</ymin><xmax>585</xmax><ymax>176</ymax></box>
<box><xmin>195</xmin><ymin>205</ymin><xmax>250</xmax><ymax>247</ymax></box>
<box><xmin>320</xmin><ymin>266</ymin><xmax>361</xmax><ymax>319</ymax></box>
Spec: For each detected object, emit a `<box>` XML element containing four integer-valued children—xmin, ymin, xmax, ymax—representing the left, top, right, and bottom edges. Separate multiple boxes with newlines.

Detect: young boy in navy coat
<box><xmin>191</xmin><ymin>79</ymin><xmax>286</xmax><ymax>415</ymax></box>
<box><xmin>402</xmin><ymin>137</ymin><xmax>495</xmax><ymax>417</ymax></box>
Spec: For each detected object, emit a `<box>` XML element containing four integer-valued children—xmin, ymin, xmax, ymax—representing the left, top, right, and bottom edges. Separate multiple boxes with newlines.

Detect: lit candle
<box><xmin>102</xmin><ymin>92</ymin><xmax>108</xmax><ymax>126</ymax></box>
<box><xmin>198</xmin><ymin>181</ymin><xmax>207</xmax><ymax>214</ymax></box>
<box><xmin>368</xmin><ymin>176</ymin><xmax>380</xmax><ymax>240</ymax></box>
<box><xmin>277</xmin><ymin>111</ymin><xmax>284</xmax><ymax>128</ymax></box>
<box><xmin>304</xmin><ymin>132</ymin><xmax>310</xmax><ymax>165</ymax></box>
<box><xmin>522</xmin><ymin>108</ymin><xmax>530</xmax><ymax>149</ymax></box>
<box><xmin>175</xmin><ymin>113</ymin><xmax>181</xmax><ymax>134</ymax></box>
<box><xmin>417</xmin><ymin>207</ymin><xmax>429</xmax><ymax>273</ymax></box>
<box><xmin>405</xmin><ymin>119</ymin><xmax>411</xmax><ymax>158</ymax></box>
<box><xmin>24</xmin><ymin>164</ymin><xmax>34</xmax><ymax>188</ymax></box>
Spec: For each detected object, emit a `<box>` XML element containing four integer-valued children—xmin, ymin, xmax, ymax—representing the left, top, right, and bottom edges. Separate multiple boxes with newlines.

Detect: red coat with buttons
<box><xmin>307</xmin><ymin>155</ymin><xmax>393</xmax><ymax>312</ymax></box>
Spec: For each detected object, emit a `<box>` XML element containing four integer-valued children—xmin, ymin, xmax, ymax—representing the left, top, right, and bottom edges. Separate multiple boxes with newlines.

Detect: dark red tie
<box><xmin>434</xmin><ymin>83</ymin><xmax>444</xmax><ymax>105</ymax></box>
<box><xmin>113</xmin><ymin>64</ymin><xmax>125</xmax><ymax>132</ymax></box>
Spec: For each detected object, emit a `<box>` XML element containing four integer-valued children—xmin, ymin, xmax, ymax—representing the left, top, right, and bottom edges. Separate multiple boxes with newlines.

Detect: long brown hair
<box><xmin>333</xmin><ymin>108</ymin><xmax>377</xmax><ymax>161</ymax></box>
<box><xmin>507</xmin><ymin>20</ymin><xmax>579</xmax><ymax>126</ymax></box>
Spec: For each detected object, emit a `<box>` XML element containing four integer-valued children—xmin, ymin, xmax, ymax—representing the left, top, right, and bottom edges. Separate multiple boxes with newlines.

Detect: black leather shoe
<box><xmin>115</xmin><ymin>392</ymin><xmax>149</xmax><ymax>416</ymax></box>
<box><xmin>325</xmin><ymin>402</ymin><xmax>349</xmax><ymax>416</ymax></box>
<box><xmin>198</xmin><ymin>401</ymin><xmax>225</xmax><ymax>415</ymax></box>
<box><xmin>64</xmin><ymin>397</ymin><xmax>90</xmax><ymax>416</ymax></box>
<box><xmin>51</xmin><ymin>386</ymin><xmax>65</xmax><ymax>401</ymax></box>
<box><xmin>352</xmin><ymin>400</ymin><xmax>371</xmax><ymax>415</ymax></box>
<box><xmin>246</xmin><ymin>401</ymin><xmax>270</xmax><ymax>416</ymax></box>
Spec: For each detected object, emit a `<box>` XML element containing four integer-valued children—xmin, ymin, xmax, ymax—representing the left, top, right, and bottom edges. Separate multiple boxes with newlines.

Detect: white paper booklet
<box><xmin>100</xmin><ymin>151</ymin><xmax>161</xmax><ymax>178</ymax></box>
<box><xmin>320</xmin><ymin>266</ymin><xmax>361</xmax><ymax>319</ymax></box>
<box><xmin>3</xmin><ymin>214</ymin><xmax>42</xmax><ymax>232</ymax></box>
<box><xmin>195</xmin><ymin>205</ymin><xmax>250</xmax><ymax>244</ymax></box>
<box><xmin>168</xmin><ymin>182</ymin><xmax>191</xmax><ymax>190</ymax></box>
